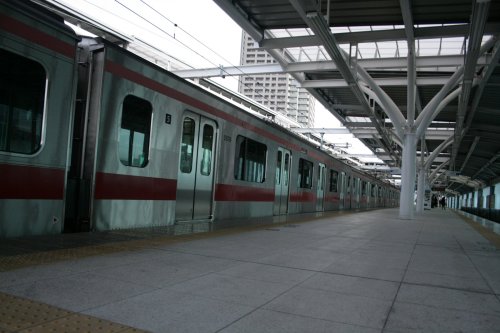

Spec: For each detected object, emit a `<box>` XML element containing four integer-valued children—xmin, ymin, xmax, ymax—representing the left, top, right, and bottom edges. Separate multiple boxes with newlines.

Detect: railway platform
<box><xmin>1</xmin><ymin>208</ymin><xmax>500</xmax><ymax>332</ymax></box>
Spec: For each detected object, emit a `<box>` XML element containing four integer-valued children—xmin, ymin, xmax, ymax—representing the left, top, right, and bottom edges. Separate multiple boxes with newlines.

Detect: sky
<box><xmin>59</xmin><ymin>0</ymin><xmax>374</xmax><ymax>157</ymax></box>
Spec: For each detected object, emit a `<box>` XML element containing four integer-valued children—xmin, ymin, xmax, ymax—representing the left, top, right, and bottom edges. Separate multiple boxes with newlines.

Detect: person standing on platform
<box><xmin>440</xmin><ymin>196</ymin><xmax>446</xmax><ymax>210</ymax></box>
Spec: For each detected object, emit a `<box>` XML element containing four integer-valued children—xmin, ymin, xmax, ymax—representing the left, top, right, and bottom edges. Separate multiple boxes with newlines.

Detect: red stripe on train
<box><xmin>214</xmin><ymin>183</ymin><xmax>274</xmax><ymax>202</ymax></box>
<box><xmin>0</xmin><ymin>14</ymin><xmax>76</xmax><ymax>59</ymax></box>
<box><xmin>94</xmin><ymin>172</ymin><xmax>177</xmax><ymax>200</ymax></box>
<box><xmin>325</xmin><ymin>194</ymin><xmax>341</xmax><ymax>203</ymax></box>
<box><xmin>290</xmin><ymin>191</ymin><xmax>316</xmax><ymax>202</ymax></box>
<box><xmin>0</xmin><ymin>164</ymin><xmax>65</xmax><ymax>199</ymax></box>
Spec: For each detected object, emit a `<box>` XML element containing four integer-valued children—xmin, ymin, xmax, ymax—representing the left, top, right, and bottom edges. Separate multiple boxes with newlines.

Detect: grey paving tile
<box><xmin>0</xmin><ymin>272</ymin><xmax>155</xmax><ymax>312</ymax></box>
<box><xmin>84</xmin><ymin>289</ymin><xmax>254</xmax><ymax>333</ymax></box>
<box><xmin>90</xmin><ymin>259</ymin><xmax>213</xmax><ymax>288</ymax></box>
<box><xmin>217</xmin><ymin>262</ymin><xmax>315</xmax><ymax>285</ymax></box>
<box><xmin>167</xmin><ymin>273</ymin><xmax>292</xmax><ymax>307</ymax></box>
<box><xmin>403</xmin><ymin>269</ymin><xmax>492</xmax><ymax>293</ymax></box>
<box><xmin>306</xmin><ymin>236</ymin><xmax>368</xmax><ymax>254</ymax></box>
<box><xmin>358</xmin><ymin>240</ymin><xmax>416</xmax><ymax>254</ymax></box>
<box><xmin>151</xmin><ymin>251</ymin><xmax>237</xmax><ymax>271</ymax></box>
<box><xmin>256</xmin><ymin>248</ymin><xmax>338</xmax><ymax>271</ymax></box>
<box><xmin>396</xmin><ymin>283</ymin><xmax>500</xmax><ymax>315</ymax></box>
<box><xmin>219</xmin><ymin>309</ymin><xmax>380</xmax><ymax>333</ymax></box>
<box><xmin>468</xmin><ymin>254</ymin><xmax>500</xmax><ymax>294</ymax></box>
<box><xmin>384</xmin><ymin>301</ymin><xmax>500</xmax><ymax>333</ymax></box>
<box><xmin>347</xmin><ymin>250</ymin><xmax>412</xmax><ymax>269</ymax></box>
<box><xmin>264</xmin><ymin>286</ymin><xmax>392</xmax><ymax>329</ymax></box>
<box><xmin>0</xmin><ymin>263</ymin><xmax>77</xmax><ymax>288</ymax></box>
<box><xmin>301</xmin><ymin>272</ymin><xmax>399</xmax><ymax>300</ymax></box>
<box><xmin>323</xmin><ymin>259</ymin><xmax>406</xmax><ymax>282</ymax></box>
<box><xmin>407</xmin><ymin>245</ymin><xmax>481</xmax><ymax>278</ymax></box>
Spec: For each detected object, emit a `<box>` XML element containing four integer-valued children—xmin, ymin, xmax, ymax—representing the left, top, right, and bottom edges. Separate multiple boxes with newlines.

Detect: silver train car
<box><xmin>0</xmin><ymin>1</ymin><xmax>399</xmax><ymax>238</ymax></box>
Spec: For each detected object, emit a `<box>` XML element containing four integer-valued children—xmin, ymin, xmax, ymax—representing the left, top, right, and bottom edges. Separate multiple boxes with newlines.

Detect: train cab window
<box><xmin>329</xmin><ymin>169</ymin><xmax>338</xmax><ymax>192</ymax></box>
<box><xmin>180</xmin><ymin>117</ymin><xmax>195</xmax><ymax>173</ymax></box>
<box><xmin>119</xmin><ymin>95</ymin><xmax>152</xmax><ymax>168</ymax></box>
<box><xmin>0</xmin><ymin>49</ymin><xmax>46</xmax><ymax>154</ymax></box>
<box><xmin>298</xmin><ymin>158</ymin><xmax>313</xmax><ymax>189</ymax></box>
<box><xmin>234</xmin><ymin>136</ymin><xmax>267</xmax><ymax>183</ymax></box>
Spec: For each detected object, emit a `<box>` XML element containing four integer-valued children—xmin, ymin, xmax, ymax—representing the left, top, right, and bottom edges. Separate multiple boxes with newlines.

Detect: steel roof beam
<box><xmin>259</xmin><ymin>23</ymin><xmax>500</xmax><ymax>49</ymax></box>
<box><xmin>452</xmin><ymin>39</ymin><xmax>500</xmax><ymax>167</ymax></box>
<box><xmin>399</xmin><ymin>0</ymin><xmax>416</xmax><ymax>127</ymax></box>
<box><xmin>451</xmin><ymin>0</ymin><xmax>491</xmax><ymax>170</ymax></box>
<box><xmin>429</xmin><ymin>160</ymin><xmax>450</xmax><ymax>184</ymax></box>
<box><xmin>471</xmin><ymin>150</ymin><xmax>500</xmax><ymax>180</ymax></box>
<box><xmin>173</xmin><ymin>55</ymin><xmax>489</xmax><ymax>79</ymax></box>
<box><xmin>423</xmin><ymin>135</ymin><xmax>454</xmax><ymax>170</ymax></box>
<box><xmin>302</xmin><ymin>76</ymin><xmax>452</xmax><ymax>88</ymax></box>
<box><xmin>459</xmin><ymin>136</ymin><xmax>481</xmax><ymax>173</ymax></box>
<box><xmin>291</xmin><ymin>127</ymin><xmax>452</xmax><ymax>139</ymax></box>
<box><xmin>354</xmin><ymin>66</ymin><xmax>406</xmax><ymax>140</ymax></box>
<box><xmin>213</xmin><ymin>0</ymin><xmax>264</xmax><ymax>43</ymax></box>
<box><xmin>287</xmin><ymin>0</ymin><xmax>399</xmax><ymax>163</ymax></box>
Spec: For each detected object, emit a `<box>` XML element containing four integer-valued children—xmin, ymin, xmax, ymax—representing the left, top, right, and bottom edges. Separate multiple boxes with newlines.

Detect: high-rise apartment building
<box><xmin>238</xmin><ymin>32</ymin><xmax>315</xmax><ymax>128</ymax></box>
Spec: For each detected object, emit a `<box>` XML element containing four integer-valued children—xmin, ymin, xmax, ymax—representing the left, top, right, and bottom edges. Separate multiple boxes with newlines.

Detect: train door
<box><xmin>176</xmin><ymin>111</ymin><xmax>217</xmax><ymax>221</ymax></box>
<box><xmin>339</xmin><ymin>172</ymin><xmax>345</xmax><ymax>209</ymax></box>
<box><xmin>274</xmin><ymin>147</ymin><xmax>291</xmax><ymax>215</ymax></box>
<box><xmin>345</xmin><ymin>175</ymin><xmax>352</xmax><ymax>209</ymax></box>
<box><xmin>316</xmin><ymin>163</ymin><xmax>326</xmax><ymax>211</ymax></box>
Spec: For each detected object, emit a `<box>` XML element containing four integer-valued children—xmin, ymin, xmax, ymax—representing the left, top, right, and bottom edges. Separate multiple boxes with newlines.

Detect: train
<box><xmin>0</xmin><ymin>0</ymin><xmax>399</xmax><ymax>238</ymax></box>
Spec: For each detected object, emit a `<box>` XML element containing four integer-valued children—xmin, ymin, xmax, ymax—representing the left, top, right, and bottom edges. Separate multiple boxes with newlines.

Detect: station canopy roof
<box><xmin>211</xmin><ymin>0</ymin><xmax>500</xmax><ymax>194</ymax></box>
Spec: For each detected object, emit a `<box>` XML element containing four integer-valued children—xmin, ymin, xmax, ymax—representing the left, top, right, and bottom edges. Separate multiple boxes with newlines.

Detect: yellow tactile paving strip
<box><xmin>454</xmin><ymin>211</ymin><xmax>500</xmax><ymax>249</ymax></box>
<box><xmin>0</xmin><ymin>292</ymin><xmax>148</xmax><ymax>333</ymax></box>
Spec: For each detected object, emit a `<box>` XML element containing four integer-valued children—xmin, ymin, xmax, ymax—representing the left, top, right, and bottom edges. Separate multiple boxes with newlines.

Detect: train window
<box><xmin>329</xmin><ymin>170</ymin><xmax>338</xmax><ymax>192</ymax></box>
<box><xmin>200</xmin><ymin>124</ymin><xmax>214</xmax><ymax>176</ymax></box>
<box><xmin>234</xmin><ymin>136</ymin><xmax>267</xmax><ymax>183</ymax></box>
<box><xmin>361</xmin><ymin>181</ymin><xmax>367</xmax><ymax>195</ymax></box>
<box><xmin>119</xmin><ymin>95</ymin><xmax>152</xmax><ymax>168</ymax></box>
<box><xmin>180</xmin><ymin>117</ymin><xmax>195</xmax><ymax>173</ymax></box>
<box><xmin>0</xmin><ymin>49</ymin><xmax>46</xmax><ymax>154</ymax></box>
<box><xmin>298</xmin><ymin>158</ymin><xmax>313</xmax><ymax>189</ymax></box>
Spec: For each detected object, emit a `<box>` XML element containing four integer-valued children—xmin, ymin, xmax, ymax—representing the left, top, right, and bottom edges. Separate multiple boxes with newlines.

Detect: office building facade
<box><xmin>238</xmin><ymin>32</ymin><xmax>315</xmax><ymax>128</ymax></box>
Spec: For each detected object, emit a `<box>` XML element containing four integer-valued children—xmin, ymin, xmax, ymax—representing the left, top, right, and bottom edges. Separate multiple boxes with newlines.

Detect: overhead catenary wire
<box><xmin>113</xmin><ymin>0</ymin><xmax>295</xmax><ymax>110</ymax></box>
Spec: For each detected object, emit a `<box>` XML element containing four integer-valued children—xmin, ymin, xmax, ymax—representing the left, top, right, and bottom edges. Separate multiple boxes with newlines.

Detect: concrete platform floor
<box><xmin>1</xmin><ymin>208</ymin><xmax>500</xmax><ymax>332</ymax></box>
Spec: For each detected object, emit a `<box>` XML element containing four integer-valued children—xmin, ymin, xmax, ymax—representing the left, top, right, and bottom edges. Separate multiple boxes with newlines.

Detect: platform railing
<box><xmin>460</xmin><ymin>207</ymin><xmax>500</xmax><ymax>223</ymax></box>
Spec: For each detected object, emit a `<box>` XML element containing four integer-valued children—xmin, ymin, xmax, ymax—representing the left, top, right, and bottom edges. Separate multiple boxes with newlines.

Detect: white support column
<box><xmin>416</xmin><ymin>139</ymin><xmax>426</xmax><ymax>214</ymax></box>
<box><xmin>416</xmin><ymin>167</ymin><xmax>426</xmax><ymax>213</ymax></box>
<box><xmin>399</xmin><ymin>131</ymin><xmax>417</xmax><ymax>219</ymax></box>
